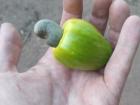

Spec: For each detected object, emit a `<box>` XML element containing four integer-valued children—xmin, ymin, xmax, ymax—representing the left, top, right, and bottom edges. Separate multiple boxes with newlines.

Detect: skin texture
<box><xmin>0</xmin><ymin>0</ymin><xmax>140</xmax><ymax>105</ymax></box>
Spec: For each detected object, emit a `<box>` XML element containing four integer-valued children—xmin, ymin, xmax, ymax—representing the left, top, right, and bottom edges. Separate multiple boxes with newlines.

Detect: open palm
<box><xmin>0</xmin><ymin>0</ymin><xmax>140</xmax><ymax>105</ymax></box>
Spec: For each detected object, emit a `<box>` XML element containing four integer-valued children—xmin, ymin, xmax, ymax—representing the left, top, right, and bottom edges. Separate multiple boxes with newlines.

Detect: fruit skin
<box><xmin>53</xmin><ymin>19</ymin><xmax>112</xmax><ymax>70</ymax></box>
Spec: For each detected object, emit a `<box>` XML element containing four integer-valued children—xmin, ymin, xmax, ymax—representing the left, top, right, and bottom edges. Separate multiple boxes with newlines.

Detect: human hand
<box><xmin>0</xmin><ymin>0</ymin><xmax>140</xmax><ymax>105</ymax></box>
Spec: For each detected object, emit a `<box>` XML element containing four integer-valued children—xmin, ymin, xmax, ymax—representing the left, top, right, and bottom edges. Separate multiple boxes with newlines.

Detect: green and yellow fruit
<box><xmin>34</xmin><ymin>19</ymin><xmax>112</xmax><ymax>70</ymax></box>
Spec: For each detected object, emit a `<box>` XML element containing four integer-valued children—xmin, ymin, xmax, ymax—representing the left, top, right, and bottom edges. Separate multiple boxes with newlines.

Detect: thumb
<box><xmin>0</xmin><ymin>23</ymin><xmax>22</xmax><ymax>72</ymax></box>
<box><xmin>104</xmin><ymin>16</ymin><xmax>140</xmax><ymax>93</ymax></box>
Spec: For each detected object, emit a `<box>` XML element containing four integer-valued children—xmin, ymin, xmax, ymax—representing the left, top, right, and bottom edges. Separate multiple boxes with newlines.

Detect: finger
<box><xmin>90</xmin><ymin>0</ymin><xmax>112</xmax><ymax>33</ymax></box>
<box><xmin>106</xmin><ymin>0</ymin><xmax>130</xmax><ymax>47</ymax></box>
<box><xmin>0</xmin><ymin>23</ymin><xmax>22</xmax><ymax>72</ymax></box>
<box><xmin>104</xmin><ymin>16</ymin><xmax>140</xmax><ymax>93</ymax></box>
<box><xmin>60</xmin><ymin>0</ymin><xmax>83</xmax><ymax>25</ymax></box>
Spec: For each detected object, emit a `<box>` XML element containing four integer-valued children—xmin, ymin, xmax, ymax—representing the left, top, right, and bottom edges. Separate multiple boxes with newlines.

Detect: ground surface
<box><xmin>0</xmin><ymin>0</ymin><xmax>140</xmax><ymax>104</ymax></box>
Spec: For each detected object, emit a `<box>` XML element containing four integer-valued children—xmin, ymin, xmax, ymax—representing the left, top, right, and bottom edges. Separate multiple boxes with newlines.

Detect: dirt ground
<box><xmin>0</xmin><ymin>0</ymin><xmax>140</xmax><ymax>104</ymax></box>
